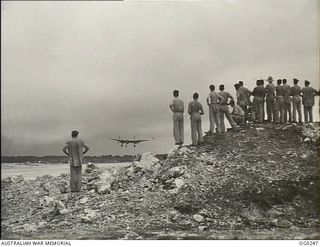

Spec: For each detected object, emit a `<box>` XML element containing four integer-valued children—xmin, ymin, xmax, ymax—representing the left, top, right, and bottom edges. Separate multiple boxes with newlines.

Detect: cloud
<box><xmin>1</xmin><ymin>0</ymin><xmax>319</xmax><ymax>156</ymax></box>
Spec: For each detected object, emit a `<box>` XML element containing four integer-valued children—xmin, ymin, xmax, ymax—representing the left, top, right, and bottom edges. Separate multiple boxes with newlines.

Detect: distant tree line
<box><xmin>1</xmin><ymin>154</ymin><xmax>168</xmax><ymax>164</ymax></box>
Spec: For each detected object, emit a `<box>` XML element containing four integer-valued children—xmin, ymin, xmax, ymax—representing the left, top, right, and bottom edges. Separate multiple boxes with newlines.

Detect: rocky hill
<box><xmin>1</xmin><ymin>123</ymin><xmax>319</xmax><ymax>239</ymax></box>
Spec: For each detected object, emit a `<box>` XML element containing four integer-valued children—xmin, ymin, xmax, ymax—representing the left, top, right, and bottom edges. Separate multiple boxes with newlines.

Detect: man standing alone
<box><xmin>63</xmin><ymin>130</ymin><xmax>90</xmax><ymax>192</ymax></box>
<box><xmin>169</xmin><ymin>90</ymin><xmax>184</xmax><ymax>145</ymax></box>
<box><xmin>188</xmin><ymin>93</ymin><xmax>204</xmax><ymax>146</ymax></box>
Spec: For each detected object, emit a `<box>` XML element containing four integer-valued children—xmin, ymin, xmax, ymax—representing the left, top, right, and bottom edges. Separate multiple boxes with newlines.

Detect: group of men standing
<box><xmin>246</xmin><ymin>77</ymin><xmax>319</xmax><ymax>124</ymax></box>
<box><xmin>169</xmin><ymin>85</ymin><xmax>240</xmax><ymax>146</ymax></box>
<box><xmin>170</xmin><ymin>77</ymin><xmax>319</xmax><ymax>146</ymax></box>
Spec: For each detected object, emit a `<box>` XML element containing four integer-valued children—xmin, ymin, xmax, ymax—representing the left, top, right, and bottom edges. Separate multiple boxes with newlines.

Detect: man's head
<box><xmin>267</xmin><ymin>76</ymin><xmax>273</xmax><ymax>83</ymax></box>
<box><xmin>277</xmin><ymin>79</ymin><xmax>282</xmax><ymax>85</ymax></box>
<box><xmin>256</xmin><ymin>80</ymin><xmax>260</xmax><ymax>86</ymax></box>
<box><xmin>283</xmin><ymin>79</ymin><xmax>287</xmax><ymax>84</ymax></box>
<box><xmin>209</xmin><ymin>85</ymin><xmax>215</xmax><ymax>91</ymax></box>
<box><xmin>293</xmin><ymin>78</ymin><xmax>299</xmax><ymax>85</ymax></box>
<box><xmin>219</xmin><ymin>85</ymin><xmax>224</xmax><ymax>91</ymax></box>
<box><xmin>193</xmin><ymin>92</ymin><xmax>199</xmax><ymax>100</ymax></box>
<box><xmin>173</xmin><ymin>90</ymin><xmax>179</xmax><ymax>97</ymax></box>
<box><xmin>305</xmin><ymin>80</ymin><xmax>310</xmax><ymax>86</ymax></box>
<box><xmin>239</xmin><ymin>81</ymin><xmax>244</xmax><ymax>86</ymax></box>
<box><xmin>234</xmin><ymin>83</ymin><xmax>240</xmax><ymax>91</ymax></box>
<box><xmin>71</xmin><ymin>130</ymin><xmax>79</xmax><ymax>138</ymax></box>
<box><xmin>230</xmin><ymin>100</ymin><xmax>235</xmax><ymax>107</ymax></box>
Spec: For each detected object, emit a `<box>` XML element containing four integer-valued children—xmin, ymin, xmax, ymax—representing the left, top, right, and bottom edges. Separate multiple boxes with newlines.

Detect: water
<box><xmin>1</xmin><ymin>162</ymin><xmax>131</xmax><ymax>180</ymax></box>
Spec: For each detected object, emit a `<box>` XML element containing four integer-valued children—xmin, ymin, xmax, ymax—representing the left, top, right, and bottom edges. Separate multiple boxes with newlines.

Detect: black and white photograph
<box><xmin>1</xmin><ymin>0</ymin><xmax>319</xmax><ymax>241</ymax></box>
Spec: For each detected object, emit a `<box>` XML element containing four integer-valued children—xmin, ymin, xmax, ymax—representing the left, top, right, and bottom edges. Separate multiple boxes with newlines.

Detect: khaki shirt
<box><xmin>64</xmin><ymin>138</ymin><xmax>88</xmax><ymax>167</ymax></box>
<box><xmin>265</xmin><ymin>83</ymin><xmax>276</xmax><ymax>100</ymax></box>
<box><xmin>218</xmin><ymin>91</ymin><xmax>233</xmax><ymax>105</ymax></box>
<box><xmin>188</xmin><ymin>100</ymin><xmax>204</xmax><ymax>115</ymax></box>
<box><xmin>207</xmin><ymin>91</ymin><xmax>223</xmax><ymax>104</ymax></box>
<box><xmin>252</xmin><ymin>86</ymin><xmax>266</xmax><ymax>98</ymax></box>
<box><xmin>302</xmin><ymin>86</ymin><xmax>318</xmax><ymax>107</ymax></box>
<box><xmin>291</xmin><ymin>85</ymin><xmax>302</xmax><ymax>96</ymax></box>
<box><xmin>276</xmin><ymin>85</ymin><xmax>286</xmax><ymax>97</ymax></box>
<box><xmin>170</xmin><ymin>97</ymin><xmax>184</xmax><ymax>113</ymax></box>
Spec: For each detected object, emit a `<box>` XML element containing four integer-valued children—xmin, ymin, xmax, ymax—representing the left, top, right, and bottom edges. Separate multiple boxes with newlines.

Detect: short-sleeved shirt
<box><xmin>265</xmin><ymin>83</ymin><xmax>276</xmax><ymax>100</ymax></box>
<box><xmin>291</xmin><ymin>85</ymin><xmax>302</xmax><ymax>96</ymax></box>
<box><xmin>64</xmin><ymin>138</ymin><xmax>87</xmax><ymax>167</ymax></box>
<box><xmin>207</xmin><ymin>91</ymin><xmax>223</xmax><ymax>104</ymax></box>
<box><xmin>188</xmin><ymin>100</ymin><xmax>204</xmax><ymax>115</ymax></box>
<box><xmin>170</xmin><ymin>97</ymin><xmax>184</xmax><ymax>113</ymax></box>
<box><xmin>240</xmin><ymin>86</ymin><xmax>251</xmax><ymax>99</ymax></box>
<box><xmin>218</xmin><ymin>91</ymin><xmax>233</xmax><ymax>105</ymax></box>
<box><xmin>237</xmin><ymin>88</ymin><xmax>248</xmax><ymax>104</ymax></box>
<box><xmin>302</xmin><ymin>86</ymin><xmax>318</xmax><ymax>106</ymax></box>
<box><xmin>252</xmin><ymin>86</ymin><xmax>266</xmax><ymax>98</ymax></box>
<box><xmin>282</xmin><ymin>84</ymin><xmax>291</xmax><ymax>103</ymax></box>
<box><xmin>276</xmin><ymin>85</ymin><xmax>286</xmax><ymax>97</ymax></box>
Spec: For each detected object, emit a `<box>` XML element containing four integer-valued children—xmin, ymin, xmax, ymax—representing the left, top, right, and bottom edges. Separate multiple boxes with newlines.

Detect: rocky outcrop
<box><xmin>1</xmin><ymin>123</ymin><xmax>319</xmax><ymax>239</ymax></box>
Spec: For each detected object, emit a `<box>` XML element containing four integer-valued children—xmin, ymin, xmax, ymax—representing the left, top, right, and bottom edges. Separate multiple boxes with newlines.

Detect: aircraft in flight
<box><xmin>110</xmin><ymin>136</ymin><xmax>151</xmax><ymax>147</ymax></box>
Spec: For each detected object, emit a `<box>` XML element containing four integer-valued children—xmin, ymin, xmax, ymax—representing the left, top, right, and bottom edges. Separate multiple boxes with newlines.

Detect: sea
<box><xmin>1</xmin><ymin>162</ymin><xmax>131</xmax><ymax>180</ymax></box>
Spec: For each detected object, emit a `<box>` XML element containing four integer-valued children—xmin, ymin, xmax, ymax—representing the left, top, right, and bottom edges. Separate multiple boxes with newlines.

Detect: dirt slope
<box><xmin>1</xmin><ymin>122</ymin><xmax>319</xmax><ymax>239</ymax></box>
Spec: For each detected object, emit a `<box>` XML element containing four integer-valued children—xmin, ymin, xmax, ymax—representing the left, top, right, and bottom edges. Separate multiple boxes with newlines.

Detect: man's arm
<box><xmin>188</xmin><ymin>102</ymin><xmax>192</xmax><ymax>115</ymax></box>
<box><xmin>62</xmin><ymin>145</ymin><xmax>69</xmax><ymax>156</ymax></box>
<box><xmin>83</xmin><ymin>144</ymin><xmax>90</xmax><ymax>155</ymax></box>
<box><xmin>200</xmin><ymin>104</ymin><xmax>204</xmax><ymax>115</ymax></box>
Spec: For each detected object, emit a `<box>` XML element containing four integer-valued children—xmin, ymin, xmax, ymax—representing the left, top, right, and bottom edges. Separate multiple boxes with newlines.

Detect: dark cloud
<box><xmin>1</xmin><ymin>0</ymin><xmax>319</xmax><ymax>156</ymax></box>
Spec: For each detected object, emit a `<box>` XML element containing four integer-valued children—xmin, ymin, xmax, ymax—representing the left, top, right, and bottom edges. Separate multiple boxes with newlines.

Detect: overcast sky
<box><xmin>2</xmin><ymin>0</ymin><xmax>319</xmax><ymax>156</ymax></box>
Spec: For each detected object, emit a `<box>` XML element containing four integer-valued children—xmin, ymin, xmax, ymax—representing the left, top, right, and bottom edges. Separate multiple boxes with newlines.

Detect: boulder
<box><xmin>193</xmin><ymin>214</ymin><xmax>204</xmax><ymax>223</ymax></box>
<box><xmin>133</xmin><ymin>152</ymin><xmax>160</xmax><ymax>172</ymax></box>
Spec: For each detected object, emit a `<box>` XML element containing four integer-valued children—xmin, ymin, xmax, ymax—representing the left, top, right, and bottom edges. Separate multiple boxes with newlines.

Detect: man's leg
<box><xmin>266</xmin><ymin>100</ymin><xmax>272</xmax><ymax>121</ymax></box>
<box><xmin>213</xmin><ymin>105</ymin><xmax>221</xmax><ymax>133</ymax></box>
<box><xmin>191</xmin><ymin>119</ymin><xmax>197</xmax><ymax>145</ymax></box>
<box><xmin>309</xmin><ymin>107</ymin><xmax>313</xmax><ymax>122</ymax></box>
<box><xmin>297</xmin><ymin>101</ymin><xmax>302</xmax><ymax>122</ymax></box>
<box><xmin>288</xmin><ymin>103</ymin><xmax>292</xmax><ymax>122</ymax></box>
<box><xmin>292</xmin><ymin>100</ymin><xmax>297</xmax><ymax>122</ymax></box>
<box><xmin>304</xmin><ymin>106</ymin><xmax>309</xmax><ymax>123</ymax></box>
<box><xmin>173</xmin><ymin>116</ymin><xmax>179</xmax><ymax>144</ymax></box>
<box><xmin>178</xmin><ymin>118</ymin><xmax>184</xmax><ymax>144</ymax></box>
<box><xmin>225</xmin><ymin>108</ymin><xmax>239</xmax><ymax>129</ymax></box>
<box><xmin>197</xmin><ymin>120</ymin><xmax>204</xmax><ymax>143</ymax></box>
<box><xmin>70</xmin><ymin>165</ymin><xmax>82</xmax><ymax>192</ymax></box>
<box><xmin>219</xmin><ymin>109</ymin><xmax>226</xmax><ymax>133</ymax></box>
<box><xmin>209</xmin><ymin>105</ymin><xmax>215</xmax><ymax>132</ymax></box>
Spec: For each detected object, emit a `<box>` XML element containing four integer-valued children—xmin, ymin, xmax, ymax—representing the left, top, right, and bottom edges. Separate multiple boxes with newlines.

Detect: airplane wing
<box><xmin>131</xmin><ymin>139</ymin><xmax>149</xmax><ymax>143</ymax></box>
<box><xmin>111</xmin><ymin>138</ymin><xmax>124</xmax><ymax>142</ymax></box>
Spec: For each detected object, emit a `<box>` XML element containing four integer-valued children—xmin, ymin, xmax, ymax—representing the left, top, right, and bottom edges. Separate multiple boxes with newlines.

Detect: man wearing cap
<box><xmin>275</xmin><ymin>79</ymin><xmax>286</xmax><ymax>124</ymax></box>
<box><xmin>169</xmin><ymin>90</ymin><xmax>184</xmax><ymax>145</ymax></box>
<box><xmin>301</xmin><ymin>80</ymin><xmax>320</xmax><ymax>123</ymax></box>
<box><xmin>188</xmin><ymin>92</ymin><xmax>204</xmax><ymax>145</ymax></box>
<box><xmin>265</xmin><ymin>76</ymin><xmax>277</xmax><ymax>122</ymax></box>
<box><xmin>63</xmin><ymin>130</ymin><xmax>90</xmax><ymax>192</ymax></box>
<box><xmin>282</xmin><ymin>79</ymin><xmax>292</xmax><ymax>123</ymax></box>
<box><xmin>251</xmin><ymin>80</ymin><xmax>266</xmax><ymax>123</ymax></box>
<box><xmin>218</xmin><ymin>85</ymin><xmax>239</xmax><ymax>132</ymax></box>
<box><xmin>206</xmin><ymin>85</ymin><xmax>223</xmax><ymax>133</ymax></box>
<box><xmin>290</xmin><ymin>78</ymin><xmax>302</xmax><ymax>123</ymax></box>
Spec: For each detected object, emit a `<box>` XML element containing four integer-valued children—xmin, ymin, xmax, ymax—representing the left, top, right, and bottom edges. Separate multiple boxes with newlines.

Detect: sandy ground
<box><xmin>1</xmin><ymin>163</ymin><xmax>131</xmax><ymax>180</ymax></box>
